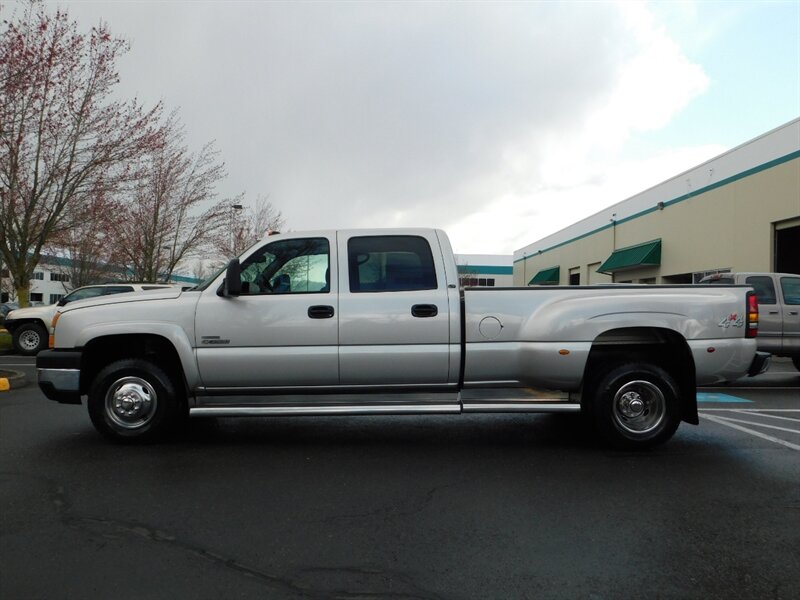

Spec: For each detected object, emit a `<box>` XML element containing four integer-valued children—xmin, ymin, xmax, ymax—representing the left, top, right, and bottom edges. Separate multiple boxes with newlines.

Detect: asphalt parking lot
<box><xmin>1</xmin><ymin>357</ymin><xmax>798</xmax><ymax>599</ymax></box>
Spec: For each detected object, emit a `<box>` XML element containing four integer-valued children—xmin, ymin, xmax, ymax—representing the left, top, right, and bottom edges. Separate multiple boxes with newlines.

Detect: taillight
<box><xmin>746</xmin><ymin>291</ymin><xmax>758</xmax><ymax>338</ymax></box>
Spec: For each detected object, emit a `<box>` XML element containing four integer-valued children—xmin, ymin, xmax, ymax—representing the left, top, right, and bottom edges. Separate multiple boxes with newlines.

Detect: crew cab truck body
<box><xmin>699</xmin><ymin>272</ymin><xmax>800</xmax><ymax>371</ymax></box>
<box><xmin>37</xmin><ymin>228</ymin><xmax>768</xmax><ymax>449</ymax></box>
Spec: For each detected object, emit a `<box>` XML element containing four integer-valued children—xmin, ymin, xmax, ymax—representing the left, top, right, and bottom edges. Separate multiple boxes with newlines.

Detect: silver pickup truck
<box><xmin>37</xmin><ymin>228</ymin><xmax>768</xmax><ymax>449</ymax></box>
<box><xmin>699</xmin><ymin>272</ymin><xmax>800</xmax><ymax>371</ymax></box>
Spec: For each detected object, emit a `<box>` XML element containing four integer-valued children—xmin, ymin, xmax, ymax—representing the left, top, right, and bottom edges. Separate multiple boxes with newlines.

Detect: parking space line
<box><xmin>702</xmin><ymin>414</ymin><xmax>800</xmax><ymax>451</ymax></box>
<box><xmin>700</xmin><ymin>409</ymin><xmax>800</xmax><ymax>412</ymax></box>
<box><xmin>730</xmin><ymin>409</ymin><xmax>800</xmax><ymax>423</ymax></box>
<box><xmin>706</xmin><ymin>415</ymin><xmax>800</xmax><ymax>435</ymax></box>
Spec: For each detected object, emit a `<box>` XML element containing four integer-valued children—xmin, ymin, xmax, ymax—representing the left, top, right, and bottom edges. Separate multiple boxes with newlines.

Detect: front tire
<box><xmin>13</xmin><ymin>322</ymin><xmax>47</xmax><ymax>356</ymax></box>
<box><xmin>591</xmin><ymin>362</ymin><xmax>681</xmax><ymax>450</ymax></box>
<box><xmin>792</xmin><ymin>356</ymin><xmax>800</xmax><ymax>372</ymax></box>
<box><xmin>88</xmin><ymin>359</ymin><xmax>184</xmax><ymax>442</ymax></box>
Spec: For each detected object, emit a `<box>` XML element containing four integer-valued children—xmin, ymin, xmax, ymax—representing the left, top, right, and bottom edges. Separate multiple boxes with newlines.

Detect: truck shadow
<box><xmin>171</xmin><ymin>413</ymin><xmax>602</xmax><ymax>450</ymax></box>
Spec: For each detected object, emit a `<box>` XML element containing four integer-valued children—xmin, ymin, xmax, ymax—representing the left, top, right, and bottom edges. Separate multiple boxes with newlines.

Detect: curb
<box><xmin>0</xmin><ymin>369</ymin><xmax>27</xmax><ymax>391</ymax></box>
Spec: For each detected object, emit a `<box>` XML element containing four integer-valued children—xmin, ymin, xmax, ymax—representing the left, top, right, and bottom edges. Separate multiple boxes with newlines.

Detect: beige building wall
<box><xmin>515</xmin><ymin>134</ymin><xmax>800</xmax><ymax>286</ymax></box>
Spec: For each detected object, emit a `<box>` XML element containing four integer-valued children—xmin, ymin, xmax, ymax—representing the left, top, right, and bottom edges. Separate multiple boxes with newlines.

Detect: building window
<box><xmin>49</xmin><ymin>294</ymin><xmax>65</xmax><ymax>304</ymax></box>
<box><xmin>32</xmin><ymin>272</ymin><xmax>44</xmax><ymax>280</ymax></box>
<box><xmin>460</xmin><ymin>277</ymin><xmax>496</xmax><ymax>287</ymax></box>
<box><xmin>0</xmin><ymin>268</ymin><xmax>9</xmax><ymax>277</ymax></box>
<box><xmin>50</xmin><ymin>273</ymin><xmax>70</xmax><ymax>282</ymax></box>
<box><xmin>569</xmin><ymin>273</ymin><xmax>580</xmax><ymax>285</ymax></box>
<box><xmin>30</xmin><ymin>293</ymin><xmax>43</xmax><ymax>302</ymax></box>
<box><xmin>1</xmin><ymin>292</ymin><xmax>8</xmax><ymax>302</ymax></box>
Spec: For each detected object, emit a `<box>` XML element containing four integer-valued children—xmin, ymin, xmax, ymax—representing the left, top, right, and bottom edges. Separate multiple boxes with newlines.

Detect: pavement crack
<box><xmin>1</xmin><ymin>471</ymin><xmax>448</xmax><ymax>600</ymax></box>
<box><xmin>319</xmin><ymin>479</ymin><xmax>464</xmax><ymax>525</ymax></box>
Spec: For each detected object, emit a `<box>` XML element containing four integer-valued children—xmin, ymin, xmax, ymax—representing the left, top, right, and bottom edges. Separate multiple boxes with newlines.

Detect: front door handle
<box><xmin>308</xmin><ymin>305</ymin><xmax>335</xmax><ymax>319</ymax></box>
<box><xmin>789</xmin><ymin>311</ymin><xmax>799</xmax><ymax>316</ymax></box>
<box><xmin>411</xmin><ymin>304</ymin><xmax>438</xmax><ymax>318</ymax></box>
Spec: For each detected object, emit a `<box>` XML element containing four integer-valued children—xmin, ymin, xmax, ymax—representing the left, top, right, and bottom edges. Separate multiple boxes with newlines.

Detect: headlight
<box><xmin>49</xmin><ymin>312</ymin><xmax>62</xmax><ymax>348</ymax></box>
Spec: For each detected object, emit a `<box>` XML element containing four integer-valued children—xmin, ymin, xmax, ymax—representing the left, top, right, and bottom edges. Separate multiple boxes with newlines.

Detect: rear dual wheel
<box><xmin>88</xmin><ymin>359</ymin><xmax>185</xmax><ymax>442</ymax></box>
<box><xmin>591</xmin><ymin>362</ymin><xmax>681</xmax><ymax>450</ymax></box>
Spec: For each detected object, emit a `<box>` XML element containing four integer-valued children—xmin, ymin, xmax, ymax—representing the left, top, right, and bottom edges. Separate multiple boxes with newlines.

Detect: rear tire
<box><xmin>13</xmin><ymin>322</ymin><xmax>47</xmax><ymax>356</ymax></box>
<box><xmin>88</xmin><ymin>359</ymin><xmax>184</xmax><ymax>443</ymax></box>
<box><xmin>591</xmin><ymin>362</ymin><xmax>681</xmax><ymax>450</ymax></box>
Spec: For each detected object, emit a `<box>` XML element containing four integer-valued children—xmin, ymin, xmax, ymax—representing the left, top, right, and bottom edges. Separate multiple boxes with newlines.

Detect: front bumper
<box><xmin>747</xmin><ymin>351</ymin><xmax>771</xmax><ymax>377</ymax></box>
<box><xmin>36</xmin><ymin>349</ymin><xmax>83</xmax><ymax>404</ymax></box>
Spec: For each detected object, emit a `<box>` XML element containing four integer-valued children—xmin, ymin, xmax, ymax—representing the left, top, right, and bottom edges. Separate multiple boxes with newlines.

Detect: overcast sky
<box><xmin>44</xmin><ymin>1</ymin><xmax>800</xmax><ymax>254</ymax></box>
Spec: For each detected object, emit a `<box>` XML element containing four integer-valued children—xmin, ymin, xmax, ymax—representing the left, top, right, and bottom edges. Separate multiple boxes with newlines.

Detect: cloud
<box><xmin>58</xmin><ymin>1</ymin><xmax>714</xmax><ymax>254</ymax></box>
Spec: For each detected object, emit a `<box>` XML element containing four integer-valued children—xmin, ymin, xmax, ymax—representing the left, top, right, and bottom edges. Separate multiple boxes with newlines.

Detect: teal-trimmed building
<box><xmin>0</xmin><ymin>254</ymin><xmax>201</xmax><ymax>304</ymax></box>
<box><xmin>514</xmin><ymin>118</ymin><xmax>800</xmax><ymax>286</ymax></box>
<box><xmin>455</xmin><ymin>254</ymin><xmax>513</xmax><ymax>287</ymax></box>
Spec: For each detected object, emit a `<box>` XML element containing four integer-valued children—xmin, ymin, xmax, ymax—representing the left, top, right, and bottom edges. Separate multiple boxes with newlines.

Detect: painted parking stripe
<box><xmin>702</xmin><ymin>414</ymin><xmax>800</xmax><ymax>452</ymax></box>
<box><xmin>696</xmin><ymin>392</ymin><xmax>752</xmax><ymax>404</ymax></box>
<box><xmin>708</xmin><ymin>415</ymin><xmax>800</xmax><ymax>435</ymax></box>
<box><xmin>730</xmin><ymin>409</ymin><xmax>800</xmax><ymax>423</ymax></box>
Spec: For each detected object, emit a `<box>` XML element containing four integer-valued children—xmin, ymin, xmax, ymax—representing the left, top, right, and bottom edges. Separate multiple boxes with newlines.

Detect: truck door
<box><xmin>778</xmin><ymin>275</ymin><xmax>800</xmax><ymax>355</ymax></box>
<box><xmin>337</xmin><ymin>232</ymin><xmax>451</xmax><ymax>386</ymax></box>
<box><xmin>194</xmin><ymin>235</ymin><xmax>338</xmax><ymax>389</ymax></box>
<box><xmin>744</xmin><ymin>275</ymin><xmax>783</xmax><ymax>354</ymax></box>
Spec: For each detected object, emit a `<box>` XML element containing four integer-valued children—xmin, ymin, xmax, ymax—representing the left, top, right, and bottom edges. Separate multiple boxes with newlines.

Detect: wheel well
<box><xmin>583</xmin><ymin>327</ymin><xmax>698</xmax><ymax>425</ymax></box>
<box><xmin>8</xmin><ymin>318</ymin><xmax>47</xmax><ymax>333</ymax></box>
<box><xmin>80</xmin><ymin>334</ymin><xmax>186</xmax><ymax>397</ymax></box>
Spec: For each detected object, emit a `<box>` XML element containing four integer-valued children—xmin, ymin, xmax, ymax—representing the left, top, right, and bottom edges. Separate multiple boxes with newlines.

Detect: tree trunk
<box><xmin>15</xmin><ymin>286</ymin><xmax>30</xmax><ymax>308</ymax></box>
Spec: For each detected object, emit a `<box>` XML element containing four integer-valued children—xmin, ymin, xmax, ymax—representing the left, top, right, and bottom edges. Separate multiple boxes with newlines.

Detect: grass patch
<box><xmin>0</xmin><ymin>331</ymin><xmax>11</xmax><ymax>351</ymax></box>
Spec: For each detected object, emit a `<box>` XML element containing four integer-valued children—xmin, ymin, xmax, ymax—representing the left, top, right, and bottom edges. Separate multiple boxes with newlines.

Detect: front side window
<box><xmin>62</xmin><ymin>287</ymin><xmax>106</xmax><ymax>304</ymax></box>
<box><xmin>348</xmin><ymin>236</ymin><xmax>437</xmax><ymax>293</ymax></box>
<box><xmin>745</xmin><ymin>276</ymin><xmax>776</xmax><ymax>305</ymax></box>
<box><xmin>239</xmin><ymin>238</ymin><xmax>330</xmax><ymax>295</ymax></box>
<box><xmin>780</xmin><ymin>277</ymin><xmax>800</xmax><ymax>305</ymax></box>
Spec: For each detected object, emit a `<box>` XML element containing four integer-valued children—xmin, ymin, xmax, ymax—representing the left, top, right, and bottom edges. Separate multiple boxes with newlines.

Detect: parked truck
<box><xmin>5</xmin><ymin>283</ymin><xmax>179</xmax><ymax>356</ymax></box>
<box><xmin>699</xmin><ymin>272</ymin><xmax>800</xmax><ymax>371</ymax></box>
<box><xmin>37</xmin><ymin>229</ymin><xmax>769</xmax><ymax>448</ymax></box>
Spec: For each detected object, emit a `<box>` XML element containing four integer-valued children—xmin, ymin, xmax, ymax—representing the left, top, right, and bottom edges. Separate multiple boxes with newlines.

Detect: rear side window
<box><xmin>780</xmin><ymin>277</ymin><xmax>800</xmax><ymax>305</ymax></box>
<box><xmin>705</xmin><ymin>277</ymin><xmax>735</xmax><ymax>285</ymax></box>
<box><xmin>103</xmin><ymin>286</ymin><xmax>135</xmax><ymax>295</ymax></box>
<box><xmin>745</xmin><ymin>276</ymin><xmax>776</xmax><ymax>305</ymax></box>
<box><xmin>348</xmin><ymin>236</ymin><xmax>437</xmax><ymax>293</ymax></box>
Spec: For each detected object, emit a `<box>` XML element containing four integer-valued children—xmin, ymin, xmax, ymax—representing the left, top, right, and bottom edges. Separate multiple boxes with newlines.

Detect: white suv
<box><xmin>4</xmin><ymin>284</ymin><xmax>178</xmax><ymax>355</ymax></box>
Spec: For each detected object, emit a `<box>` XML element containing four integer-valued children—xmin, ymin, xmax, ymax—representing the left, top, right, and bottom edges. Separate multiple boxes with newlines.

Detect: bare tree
<box><xmin>110</xmin><ymin>115</ymin><xmax>230</xmax><ymax>283</ymax></box>
<box><xmin>45</xmin><ymin>192</ymin><xmax>121</xmax><ymax>287</ymax></box>
<box><xmin>218</xmin><ymin>194</ymin><xmax>286</xmax><ymax>258</ymax></box>
<box><xmin>0</xmin><ymin>2</ymin><xmax>163</xmax><ymax>305</ymax></box>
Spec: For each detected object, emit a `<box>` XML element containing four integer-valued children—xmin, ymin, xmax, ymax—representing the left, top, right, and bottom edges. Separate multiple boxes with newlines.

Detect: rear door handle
<box><xmin>308</xmin><ymin>305</ymin><xmax>335</xmax><ymax>319</ymax></box>
<box><xmin>768</xmin><ymin>311</ymin><xmax>779</xmax><ymax>315</ymax></box>
<box><xmin>411</xmin><ymin>304</ymin><xmax>438</xmax><ymax>318</ymax></box>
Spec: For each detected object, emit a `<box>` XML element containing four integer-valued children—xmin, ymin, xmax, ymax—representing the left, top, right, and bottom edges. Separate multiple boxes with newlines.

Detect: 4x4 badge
<box><xmin>718</xmin><ymin>313</ymin><xmax>744</xmax><ymax>328</ymax></box>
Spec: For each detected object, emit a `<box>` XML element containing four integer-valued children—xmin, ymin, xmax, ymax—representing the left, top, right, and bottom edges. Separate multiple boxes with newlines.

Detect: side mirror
<box><xmin>57</xmin><ymin>298</ymin><xmax>68</xmax><ymax>307</ymax></box>
<box><xmin>222</xmin><ymin>258</ymin><xmax>242</xmax><ymax>297</ymax></box>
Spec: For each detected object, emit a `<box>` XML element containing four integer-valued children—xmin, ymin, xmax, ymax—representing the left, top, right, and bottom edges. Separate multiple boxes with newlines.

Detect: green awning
<box><xmin>528</xmin><ymin>266</ymin><xmax>560</xmax><ymax>285</ymax></box>
<box><xmin>598</xmin><ymin>239</ymin><xmax>661</xmax><ymax>274</ymax></box>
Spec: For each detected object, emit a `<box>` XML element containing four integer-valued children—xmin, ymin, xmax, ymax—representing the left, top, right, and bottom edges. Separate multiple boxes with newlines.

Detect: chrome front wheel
<box><xmin>104</xmin><ymin>376</ymin><xmax>159</xmax><ymax>430</ymax></box>
<box><xmin>88</xmin><ymin>359</ymin><xmax>183</xmax><ymax>442</ymax></box>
